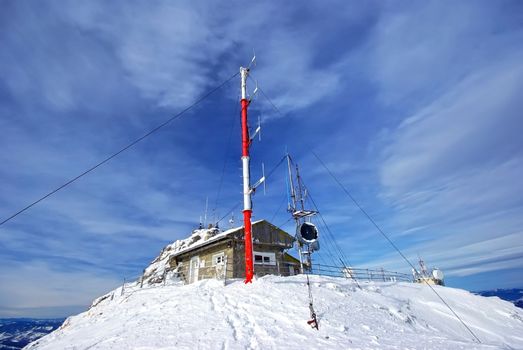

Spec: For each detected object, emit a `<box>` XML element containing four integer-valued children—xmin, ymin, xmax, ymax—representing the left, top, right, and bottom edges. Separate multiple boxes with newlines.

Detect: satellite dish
<box><xmin>297</xmin><ymin>222</ymin><xmax>318</xmax><ymax>244</ymax></box>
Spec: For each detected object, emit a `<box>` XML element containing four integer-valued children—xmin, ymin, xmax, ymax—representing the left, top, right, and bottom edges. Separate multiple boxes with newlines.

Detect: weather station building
<box><xmin>143</xmin><ymin>220</ymin><xmax>301</xmax><ymax>285</ymax></box>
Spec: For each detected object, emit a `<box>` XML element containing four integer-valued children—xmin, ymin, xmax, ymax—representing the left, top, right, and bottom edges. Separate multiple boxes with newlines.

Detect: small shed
<box><xmin>169</xmin><ymin>220</ymin><xmax>300</xmax><ymax>283</ymax></box>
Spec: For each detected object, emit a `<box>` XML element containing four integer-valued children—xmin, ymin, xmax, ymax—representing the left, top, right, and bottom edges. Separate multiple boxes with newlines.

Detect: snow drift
<box><xmin>26</xmin><ymin>275</ymin><xmax>523</xmax><ymax>349</ymax></box>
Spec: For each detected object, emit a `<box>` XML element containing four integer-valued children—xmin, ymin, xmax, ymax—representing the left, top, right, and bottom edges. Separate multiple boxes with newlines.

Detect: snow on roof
<box><xmin>142</xmin><ymin>220</ymin><xmax>265</xmax><ymax>284</ymax></box>
<box><xmin>171</xmin><ymin>219</ymin><xmax>265</xmax><ymax>257</ymax></box>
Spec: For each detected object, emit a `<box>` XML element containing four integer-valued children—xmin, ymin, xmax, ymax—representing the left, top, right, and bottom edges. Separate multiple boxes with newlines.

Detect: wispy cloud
<box><xmin>352</xmin><ymin>1</ymin><xmax>523</xmax><ymax>284</ymax></box>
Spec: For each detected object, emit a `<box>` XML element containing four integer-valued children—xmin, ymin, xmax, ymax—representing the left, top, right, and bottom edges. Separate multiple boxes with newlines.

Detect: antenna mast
<box><xmin>240</xmin><ymin>65</ymin><xmax>254</xmax><ymax>283</ymax></box>
<box><xmin>285</xmin><ymin>155</ymin><xmax>320</xmax><ymax>330</ymax></box>
<box><xmin>286</xmin><ymin>155</ymin><xmax>319</xmax><ymax>273</ymax></box>
<box><xmin>287</xmin><ymin>154</ymin><xmax>297</xmax><ymax>211</ymax></box>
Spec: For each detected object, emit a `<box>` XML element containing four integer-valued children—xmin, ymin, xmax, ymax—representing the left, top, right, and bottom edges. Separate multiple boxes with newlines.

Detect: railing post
<box><xmin>224</xmin><ymin>255</ymin><xmax>228</xmax><ymax>285</ymax></box>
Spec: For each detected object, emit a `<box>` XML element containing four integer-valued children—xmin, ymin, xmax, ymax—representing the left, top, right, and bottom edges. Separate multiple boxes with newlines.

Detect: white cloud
<box><xmin>449</xmin><ymin>256</ymin><xmax>523</xmax><ymax>277</ymax></box>
<box><xmin>366</xmin><ymin>1</ymin><xmax>520</xmax><ymax>107</ymax></box>
<box><xmin>54</xmin><ymin>1</ymin><xmax>354</xmax><ymax>115</ymax></box>
<box><xmin>0</xmin><ymin>261</ymin><xmax>120</xmax><ymax>317</ymax></box>
<box><xmin>369</xmin><ymin>60</ymin><xmax>523</xmax><ymax>281</ymax></box>
<box><xmin>380</xmin><ymin>59</ymin><xmax>523</xmax><ymax>192</ymax></box>
<box><xmin>330</xmin><ymin>1</ymin><xmax>523</xmax><ymax>283</ymax></box>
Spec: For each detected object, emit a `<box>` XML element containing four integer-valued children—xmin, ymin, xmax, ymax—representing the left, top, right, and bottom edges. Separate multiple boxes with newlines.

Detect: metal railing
<box><xmin>173</xmin><ymin>262</ymin><xmax>412</xmax><ymax>283</ymax></box>
<box><xmin>120</xmin><ymin>263</ymin><xmax>412</xmax><ymax>293</ymax></box>
<box><xmin>89</xmin><ymin>263</ymin><xmax>413</xmax><ymax>310</ymax></box>
<box><xmin>311</xmin><ymin>264</ymin><xmax>412</xmax><ymax>283</ymax></box>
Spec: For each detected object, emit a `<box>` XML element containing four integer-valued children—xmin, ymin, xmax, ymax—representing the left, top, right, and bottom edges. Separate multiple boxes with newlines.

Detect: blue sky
<box><xmin>1</xmin><ymin>0</ymin><xmax>522</xmax><ymax>318</ymax></box>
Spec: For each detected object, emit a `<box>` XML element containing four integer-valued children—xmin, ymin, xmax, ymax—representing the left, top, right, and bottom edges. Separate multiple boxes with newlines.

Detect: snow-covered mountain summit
<box><xmin>26</xmin><ymin>275</ymin><xmax>523</xmax><ymax>349</ymax></box>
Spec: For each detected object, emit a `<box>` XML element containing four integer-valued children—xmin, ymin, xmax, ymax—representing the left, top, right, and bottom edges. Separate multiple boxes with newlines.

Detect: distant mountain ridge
<box><xmin>0</xmin><ymin>318</ymin><xmax>64</xmax><ymax>350</ymax></box>
<box><xmin>475</xmin><ymin>288</ymin><xmax>523</xmax><ymax>309</ymax></box>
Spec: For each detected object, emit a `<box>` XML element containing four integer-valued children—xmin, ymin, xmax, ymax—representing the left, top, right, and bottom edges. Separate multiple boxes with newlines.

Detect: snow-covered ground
<box><xmin>26</xmin><ymin>275</ymin><xmax>523</xmax><ymax>349</ymax></box>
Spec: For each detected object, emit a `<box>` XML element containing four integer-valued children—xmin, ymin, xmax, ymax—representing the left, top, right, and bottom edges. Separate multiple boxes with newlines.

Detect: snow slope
<box><xmin>26</xmin><ymin>276</ymin><xmax>523</xmax><ymax>349</ymax></box>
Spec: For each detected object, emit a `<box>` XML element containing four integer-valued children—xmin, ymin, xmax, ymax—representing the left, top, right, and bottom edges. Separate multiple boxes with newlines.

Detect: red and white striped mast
<box><xmin>240</xmin><ymin>65</ymin><xmax>254</xmax><ymax>283</ymax></box>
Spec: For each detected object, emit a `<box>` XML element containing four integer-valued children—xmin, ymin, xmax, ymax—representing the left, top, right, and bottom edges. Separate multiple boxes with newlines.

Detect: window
<box><xmin>212</xmin><ymin>252</ymin><xmax>225</xmax><ymax>266</ymax></box>
<box><xmin>253</xmin><ymin>251</ymin><xmax>276</xmax><ymax>265</ymax></box>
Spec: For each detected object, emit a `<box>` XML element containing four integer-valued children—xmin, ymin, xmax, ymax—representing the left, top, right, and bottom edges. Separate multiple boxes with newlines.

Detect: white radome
<box><xmin>432</xmin><ymin>269</ymin><xmax>444</xmax><ymax>281</ymax></box>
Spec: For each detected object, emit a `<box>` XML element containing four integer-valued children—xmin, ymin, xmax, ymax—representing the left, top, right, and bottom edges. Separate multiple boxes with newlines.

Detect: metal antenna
<box><xmin>258</xmin><ymin>116</ymin><xmax>262</xmax><ymax>141</ymax></box>
<box><xmin>295</xmin><ymin>164</ymin><xmax>306</xmax><ymax>211</ymax></box>
<box><xmin>262</xmin><ymin>163</ymin><xmax>266</xmax><ymax>195</ymax></box>
<box><xmin>286</xmin><ymin>154</ymin><xmax>297</xmax><ymax>212</ymax></box>
<box><xmin>248</xmin><ymin>50</ymin><xmax>256</xmax><ymax>69</ymax></box>
<box><xmin>229</xmin><ymin>213</ymin><xmax>235</xmax><ymax>228</ymax></box>
<box><xmin>204</xmin><ymin>196</ymin><xmax>209</xmax><ymax>227</ymax></box>
<box><xmin>250</xmin><ymin>116</ymin><xmax>261</xmax><ymax>143</ymax></box>
<box><xmin>250</xmin><ymin>164</ymin><xmax>266</xmax><ymax>194</ymax></box>
<box><xmin>251</xmin><ymin>80</ymin><xmax>259</xmax><ymax>101</ymax></box>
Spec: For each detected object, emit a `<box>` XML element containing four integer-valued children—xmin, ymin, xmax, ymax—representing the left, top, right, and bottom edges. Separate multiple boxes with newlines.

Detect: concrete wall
<box><xmin>171</xmin><ymin>240</ymin><xmax>235</xmax><ymax>283</ymax></box>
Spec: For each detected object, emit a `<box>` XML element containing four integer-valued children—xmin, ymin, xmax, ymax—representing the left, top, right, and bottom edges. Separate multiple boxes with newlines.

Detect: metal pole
<box><xmin>224</xmin><ymin>255</ymin><xmax>228</xmax><ymax>285</ymax></box>
<box><xmin>240</xmin><ymin>66</ymin><xmax>254</xmax><ymax>284</ymax></box>
<box><xmin>287</xmin><ymin>155</ymin><xmax>304</xmax><ymax>274</ymax></box>
<box><xmin>297</xmin><ymin>244</ymin><xmax>304</xmax><ymax>274</ymax></box>
<box><xmin>286</xmin><ymin>155</ymin><xmax>297</xmax><ymax>210</ymax></box>
<box><xmin>295</xmin><ymin>164</ymin><xmax>306</xmax><ymax>211</ymax></box>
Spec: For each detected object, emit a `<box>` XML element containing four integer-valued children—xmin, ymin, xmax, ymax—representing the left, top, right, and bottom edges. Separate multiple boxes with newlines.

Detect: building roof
<box><xmin>283</xmin><ymin>253</ymin><xmax>301</xmax><ymax>264</ymax></box>
<box><xmin>169</xmin><ymin>219</ymin><xmax>264</xmax><ymax>258</ymax></box>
